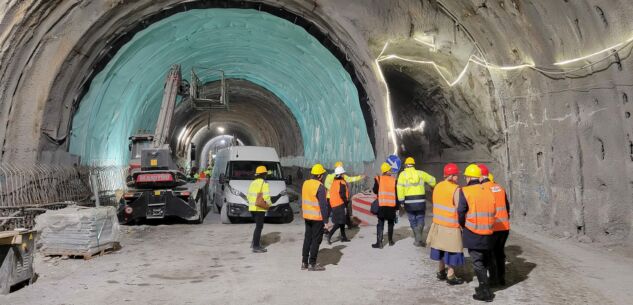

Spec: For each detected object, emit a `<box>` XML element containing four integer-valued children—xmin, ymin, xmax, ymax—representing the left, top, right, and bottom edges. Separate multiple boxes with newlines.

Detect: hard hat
<box><xmin>478</xmin><ymin>164</ymin><xmax>490</xmax><ymax>176</ymax></box>
<box><xmin>443</xmin><ymin>163</ymin><xmax>459</xmax><ymax>176</ymax></box>
<box><xmin>380</xmin><ymin>162</ymin><xmax>391</xmax><ymax>173</ymax></box>
<box><xmin>464</xmin><ymin>164</ymin><xmax>482</xmax><ymax>178</ymax></box>
<box><xmin>334</xmin><ymin>161</ymin><xmax>343</xmax><ymax>168</ymax></box>
<box><xmin>255</xmin><ymin>166</ymin><xmax>267</xmax><ymax>175</ymax></box>
<box><xmin>311</xmin><ymin>164</ymin><xmax>327</xmax><ymax>175</ymax></box>
<box><xmin>404</xmin><ymin>157</ymin><xmax>415</xmax><ymax>165</ymax></box>
<box><xmin>334</xmin><ymin>166</ymin><xmax>346</xmax><ymax>175</ymax></box>
<box><xmin>488</xmin><ymin>173</ymin><xmax>494</xmax><ymax>182</ymax></box>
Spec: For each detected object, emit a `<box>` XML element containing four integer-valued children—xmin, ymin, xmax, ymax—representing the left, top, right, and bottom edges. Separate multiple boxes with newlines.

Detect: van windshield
<box><xmin>228</xmin><ymin>161</ymin><xmax>284</xmax><ymax>180</ymax></box>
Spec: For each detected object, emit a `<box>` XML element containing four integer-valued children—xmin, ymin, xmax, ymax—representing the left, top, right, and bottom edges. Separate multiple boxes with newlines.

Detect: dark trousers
<box><xmin>345</xmin><ymin>202</ymin><xmax>353</xmax><ymax>228</ymax></box>
<box><xmin>490</xmin><ymin>230</ymin><xmax>509</xmax><ymax>282</ymax></box>
<box><xmin>251</xmin><ymin>212</ymin><xmax>265</xmax><ymax>248</ymax></box>
<box><xmin>377</xmin><ymin>217</ymin><xmax>394</xmax><ymax>241</ymax></box>
<box><xmin>468</xmin><ymin>249</ymin><xmax>491</xmax><ymax>286</ymax></box>
<box><xmin>329</xmin><ymin>224</ymin><xmax>347</xmax><ymax>239</ymax></box>
<box><xmin>302</xmin><ymin>220</ymin><xmax>324</xmax><ymax>264</ymax></box>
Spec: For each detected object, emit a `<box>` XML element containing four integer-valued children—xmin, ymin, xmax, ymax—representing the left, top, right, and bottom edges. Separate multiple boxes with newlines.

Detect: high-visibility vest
<box><xmin>375</xmin><ymin>175</ymin><xmax>397</xmax><ymax>207</ymax></box>
<box><xmin>462</xmin><ymin>184</ymin><xmax>495</xmax><ymax>235</ymax></box>
<box><xmin>483</xmin><ymin>181</ymin><xmax>510</xmax><ymax>231</ymax></box>
<box><xmin>302</xmin><ymin>179</ymin><xmax>323</xmax><ymax>221</ymax></box>
<box><xmin>247</xmin><ymin>178</ymin><xmax>271</xmax><ymax>212</ymax></box>
<box><xmin>329</xmin><ymin>179</ymin><xmax>348</xmax><ymax>208</ymax></box>
<box><xmin>325</xmin><ymin>173</ymin><xmax>363</xmax><ymax>198</ymax></box>
<box><xmin>396</xmin><ymin>167</ymin><xmax>436</xmax><ymax>209</ymax></box>
<box><xmin>432</xmin><ymin>180</ymin><xmax>460</xmax><ymax>228</ymax></box>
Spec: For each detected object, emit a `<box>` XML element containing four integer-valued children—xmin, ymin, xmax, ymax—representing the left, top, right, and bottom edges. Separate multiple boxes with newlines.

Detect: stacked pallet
<box><xmin>34</xmin><ymin>206</ymin><xmax>120</xmax><ymax>259</ymax></box>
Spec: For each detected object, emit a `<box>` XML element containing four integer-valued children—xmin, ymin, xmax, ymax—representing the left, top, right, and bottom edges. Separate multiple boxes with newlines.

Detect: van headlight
<box><xmin>227</xmin><ymin>185</ymin><xmax>247</xmax><ymax>201</ymax></box>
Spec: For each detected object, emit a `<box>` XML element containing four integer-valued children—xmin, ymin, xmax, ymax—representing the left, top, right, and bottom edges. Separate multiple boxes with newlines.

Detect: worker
<box><xmin>324</xmin><ymin>161</ymin><xmax>365</xmax><ymax>229</ymax></box>
<box><xmin>204</xmin><ymin>165</ymin><xmax>212</xmax><ymax>177</ymax></box>
<box><xmin>396</xmin><ymin>157</ymin><xmax>436</xmax><ymax>247</ymax></box>
<box><xmin>247</xmin><ymin>166</ymin><xmax>272</xmax><ymax>253</ymax></box>
<box><xmin>327</xmin><ymin>166</ymin><xmax>351</xmax><ymax>244</ymax></box>
<box><xmin>371</xmin><ymin>162</ymin><xmax>398</xmax><ymax>248</ymax></box>
<box><xmin>301</xmin><ymin>164</ymin><xmax>331</xmax><ymax>271</ymax></box>
<box><xmin>426</xmin><ymin>163</ymin><xmax>464</xmax><ymax>285</ymax></box>
<box><xmin>478</xmin><ymin>164</ymin><xmax>511</xmax><ymax>287</ymax></box>
<box><xmin>457</xmin><ymin>164</ymin><xmax>496</xmax><ymax>302</ymax></box>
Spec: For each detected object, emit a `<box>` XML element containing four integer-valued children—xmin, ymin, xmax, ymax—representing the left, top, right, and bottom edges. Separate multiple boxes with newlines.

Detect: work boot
<box><xmin>473</xmin><ymin>270</ymin><xmax>494</xmax><ymax>302</ymax></box>
<box><xmin>446</xmin><ymin>276</ymin><xmax>464</xmax><ymax>286</ymax></box>
<box><xmin>417</xmin><ymin>225</ymin><xmax>426</xmax><ymax>247</ymax></box>
<box><xmin>301</xmin><ymin>262</ymin><xmax>309</xmax><ymax>270</ymax></box>
<box><xmin>388</xmin><ymin>240</ymin><xmax>395</xmax><ymax>246</ymax></box>
<box><xmin>411</xmin><ymin>227</ymin><xmax>419</xmax><ymax>246</ymax></box>
<box><xmin>308</xmin><ymin>264</ymin><xmax>325</xmax><ymax>271</ymax></box>
<box><xmin>372</xmin><ymin>236</ymin><xmax>383</xmax><ymax>249</ymax></box>
<box><xmin>340</xmin><ymin>236</ymin><xmax>351</xmax><ymax>242</ymax></box>
<box><xmin>436</xmin><ymin>270</ymin><xmax>447</xmax><ymax>280</ymax></box>
<box><xmin>252</xmin><ymin>247</ymin><xmax>267</xmax><ymax>253</ymax></box>
<box><xmin>327</xmin><ymin>233</ymin><xmax>333</xmax><ymax>245</ymax></box>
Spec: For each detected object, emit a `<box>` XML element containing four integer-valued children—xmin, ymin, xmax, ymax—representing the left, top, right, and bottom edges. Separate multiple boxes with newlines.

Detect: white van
<box><xmin>210</xmin><ymin>146</ymin><xmax>293</xmax><ymax>224</ymax></box>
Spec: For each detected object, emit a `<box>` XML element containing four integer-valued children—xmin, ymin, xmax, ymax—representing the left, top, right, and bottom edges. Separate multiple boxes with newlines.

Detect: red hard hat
<box><xmin>478</xmin><ymin>164</ymin><xmax>490</xmax><ymax>176</ymax></box>
<box><xmin>444</xmin><ymin>163</ymin><xmax>459</xmax><ymax>176</ymax></box>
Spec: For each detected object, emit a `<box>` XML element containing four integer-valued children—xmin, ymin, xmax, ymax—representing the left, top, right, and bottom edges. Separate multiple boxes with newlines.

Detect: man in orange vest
<box><xmin>327</xmin><ymin>166</ymin><xmax>351</xmax><ymax>244</ymax></box>
<box><xmin>426</xmin><ymin>163</ymin><xmax>464</xmax><ymax>285</ymax></box>
<box><xmin>457</xmin><ymin>164</ymin><xmax>496</xmax><ymax>302</ymax></box>
<box><xmin>478</xmin><ymin>164</ymin><xmax>510</xmax><ymax>287</ymax></box>
<box><xmin>301</xmin><ymin>164</ymin><xmax>331</xmax><ymax>271</ymax></box>
<box><xmin>371</xmin><ymin>162</ymin><xmax>399</xmax><ymax>249</ymax></box>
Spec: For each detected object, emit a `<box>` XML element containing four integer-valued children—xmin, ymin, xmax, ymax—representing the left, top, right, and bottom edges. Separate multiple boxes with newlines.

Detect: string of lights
<box><xmin>377</xmin><ymin>33</ymin><xmax>633</xmax><ymax>154</ymax></box>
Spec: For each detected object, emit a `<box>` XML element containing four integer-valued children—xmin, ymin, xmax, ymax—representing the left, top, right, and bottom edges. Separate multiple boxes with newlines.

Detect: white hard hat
<box><xmin>334</xmin><ymin>166</ymin><xmax>346</xmax><ymax>176</ymax></box>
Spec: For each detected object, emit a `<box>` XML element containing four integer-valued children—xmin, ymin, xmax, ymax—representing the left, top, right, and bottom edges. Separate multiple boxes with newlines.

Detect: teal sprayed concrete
<box><xmin>69</xmin><ymin>9</ymin><xmax>374</xmax><ymax>166</ymax></box>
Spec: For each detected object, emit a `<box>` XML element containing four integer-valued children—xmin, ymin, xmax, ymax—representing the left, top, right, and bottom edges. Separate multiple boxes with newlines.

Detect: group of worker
<box><xmin>246</xmin><ymin>157</ymin><xmax>510</xmax><ymax>302</ymax></box>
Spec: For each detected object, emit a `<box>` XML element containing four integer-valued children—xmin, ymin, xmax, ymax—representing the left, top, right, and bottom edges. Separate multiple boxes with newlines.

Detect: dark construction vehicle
<box><xmin>118</xmin><ymin>64</ymin><xmax>211</xmax><ymax>224</ymax></box>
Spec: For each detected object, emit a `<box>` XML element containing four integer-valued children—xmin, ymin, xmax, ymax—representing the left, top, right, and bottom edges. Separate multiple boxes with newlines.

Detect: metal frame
<box><xmin>189</xmin><ymin>67</ymin><xmax>230</xmax><ymax>111</ymax></box>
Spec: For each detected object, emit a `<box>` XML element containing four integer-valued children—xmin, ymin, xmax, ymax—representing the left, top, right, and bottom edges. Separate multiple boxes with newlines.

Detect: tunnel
<box><xmin>1</xmin><ymin>1</ymin><xmax>633</xmax><ymax>302</ymax></box>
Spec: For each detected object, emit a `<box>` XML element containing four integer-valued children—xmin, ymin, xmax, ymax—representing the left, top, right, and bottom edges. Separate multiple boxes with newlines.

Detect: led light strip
<box><xmin>377</xmin><ymin>33</ymin><xmax>633</xmax><ymax>154</ymax></box>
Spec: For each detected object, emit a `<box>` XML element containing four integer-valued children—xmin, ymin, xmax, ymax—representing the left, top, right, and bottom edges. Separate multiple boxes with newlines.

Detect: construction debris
<box><xmin>34</xmin><ymin>206</ymin><xmax>120</xmax><ymax>259</ymax></box>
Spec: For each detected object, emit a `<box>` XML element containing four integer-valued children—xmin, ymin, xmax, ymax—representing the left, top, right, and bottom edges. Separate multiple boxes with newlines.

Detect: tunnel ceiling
<box><xmin>67</xmin><ymin>8</ymin><xmax>374</xmax><ymax>166</ymax></box>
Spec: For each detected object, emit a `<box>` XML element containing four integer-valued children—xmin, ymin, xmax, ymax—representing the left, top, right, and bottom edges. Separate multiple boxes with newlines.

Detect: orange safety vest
<box><xmin>483</xmin><ymin>181</ymin><xmax>510</xmax><ymax>231</ymax></box>
<box><xmin>329</xmin><ymin>179</ymin><xmax>348</xmax><ymax>208</ymax></box>
<box><xmin>462</xmin><ymin>184</ymin><xmax>495</xmax><ymax>235</ymax></box>
<box><xmin>431</xmin><ymin>180</ymin><xmax>460</xmax><ymax>228</ymax></box>
<box><xmin>302</xmin><ymin>179</ymin><xmax>323</xmax><ymax>221</ymax></box>
<box><xmin>375</xmin><ymin>175</ymin><xmax>397</xmax><ymax>207</ymax></box>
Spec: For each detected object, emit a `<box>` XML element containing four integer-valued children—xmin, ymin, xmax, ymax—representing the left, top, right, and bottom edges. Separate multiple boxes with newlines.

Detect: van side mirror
<box><xmin>285</xmin><ymin>175</ymin><xmax>293</xmax><ymax>185</ymax></box>
<box><xmin>219</xmin><ymin>173</ymin><xmax>227</xmax><ymax>185</ymax></box>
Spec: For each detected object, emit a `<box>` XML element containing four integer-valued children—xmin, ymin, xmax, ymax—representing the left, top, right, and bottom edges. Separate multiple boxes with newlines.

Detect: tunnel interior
<box><xmin>0</xmin><ymin>0</ymin><xmax>632</xmax><ymax>245</ymax></box>
<box><xmin>66</xmin><ymin>8</ymin><xmax>375</xmax><ymax>168</ymax></box>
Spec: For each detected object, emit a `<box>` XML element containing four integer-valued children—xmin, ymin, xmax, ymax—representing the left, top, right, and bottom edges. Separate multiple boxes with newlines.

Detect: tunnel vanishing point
<box><xmin>0</xmin><ymin>0</ymin><xmax>632</xmax><ymax>245</ymax></box>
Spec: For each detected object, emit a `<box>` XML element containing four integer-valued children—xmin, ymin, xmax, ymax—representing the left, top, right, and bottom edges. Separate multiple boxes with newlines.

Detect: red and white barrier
<box><xmin>351</xmin><ymin>193</ymin><xmax>377</xmax><ymax>226</ymax></box>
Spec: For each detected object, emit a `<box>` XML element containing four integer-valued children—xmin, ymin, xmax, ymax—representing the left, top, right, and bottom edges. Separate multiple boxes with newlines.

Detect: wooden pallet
<box><xmin>42</xmin><ymin>242</ymin><xmax>121</xmax><ymax>260</ymax></box>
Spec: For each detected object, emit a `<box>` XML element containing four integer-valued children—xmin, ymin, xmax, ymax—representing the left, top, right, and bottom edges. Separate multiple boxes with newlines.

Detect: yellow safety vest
<box><xmin>302</xmin><ymin>179</ymin><xmax>323</xmax><ymax>221</ymax></box>
<box><xmin>396</xmin><ymin>167</ymin><xmax>436</xmax><ymax>202</ymax></box>
<box><xmin>247</xmin><ymin>178</ymin><xmax>271</xmax><ymax>212</ymax></box>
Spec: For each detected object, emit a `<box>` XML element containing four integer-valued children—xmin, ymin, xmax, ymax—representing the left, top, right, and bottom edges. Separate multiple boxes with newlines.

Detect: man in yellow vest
<box><xmin>371</xmin><ymin>162</ymin><xmax>399</xmax><ymax>249</ymax></box>
<box><xmin>301</xmin><ymin>164</ymin><xmax>331</xmax><ymax>271</ymax></box>
<box><xmin>325</xmin><ymin>161</ymin><xmax>364</xmax><ymax>229</ymax></box>
<box><xmin>478</xmin><ymin>164</ymin><xmax>511</xmax><ymax>287</ymax></box>
<box><xmin>247</xmin><ymin>166</ymin><xmax>271</xmax><ymax>253</ymax></box>
<box><xmin>396</xmin><ymin>157</ymin><xmax>436</xmax><ymax>247</ymax></box>
<box><xmin>426</xmin><ymin>163</ymin><xmax>464</xmax><ymax>285</ymax></box>
<box><xmin>457</xmin><ymin>164</ymin><xmax>496</xmax><ymax>302</ymax></box>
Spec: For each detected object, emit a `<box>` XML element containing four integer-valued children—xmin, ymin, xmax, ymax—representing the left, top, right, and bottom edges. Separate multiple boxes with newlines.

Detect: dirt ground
<box><xmin>1</xmin><ymin>212</ymin><xmax>631</xmax><ymax>305</ymax></box>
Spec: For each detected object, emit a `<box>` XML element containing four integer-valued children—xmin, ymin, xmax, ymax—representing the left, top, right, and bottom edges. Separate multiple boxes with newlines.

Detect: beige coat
<box><xmin>426</xmin><ymin>183</ymin><xmax>463</xmax><ymax>253</ymax></box>
<box><xmin>426</xmin><ymin>222</ymin><xmax>463</xmax><ymax>253</ymax></box>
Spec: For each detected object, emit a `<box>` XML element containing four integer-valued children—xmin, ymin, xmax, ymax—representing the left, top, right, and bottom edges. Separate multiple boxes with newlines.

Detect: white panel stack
<box><xmin>34</xmin><ymin>206</ymin><xmax>120</xmax><ymax>256</ymax></box>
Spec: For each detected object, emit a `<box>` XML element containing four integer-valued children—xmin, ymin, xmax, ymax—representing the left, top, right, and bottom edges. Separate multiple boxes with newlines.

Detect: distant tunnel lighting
<box><xmin>217</xmin><ymin>126</ymin><xmax>225</xmax><ymax>133</ymax></box>
<box><xmin>220</xmin><ymin>140</ymin><xmax>226</xmax><ymax>145</ymax></box>
<box><xmin>212</xmin><ymin>154</ymin><xmax>216</xmax><ymax>159</ymax></box>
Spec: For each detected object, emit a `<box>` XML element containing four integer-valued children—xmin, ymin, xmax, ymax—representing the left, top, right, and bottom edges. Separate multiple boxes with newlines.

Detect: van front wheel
<box><xmin>220</xmin><ymin>202</ymin><xmax>232</xmax><ymax>224</ymax></box>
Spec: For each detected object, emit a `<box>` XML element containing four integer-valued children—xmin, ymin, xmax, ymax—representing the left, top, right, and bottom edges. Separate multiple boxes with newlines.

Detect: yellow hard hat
<box><xmin>255</xmin><ymin>166</ymin><xmax>267</xmax><ymax>175</ymax></box>
<box><xmin>488</xmin><ymin>173</ymin><xmax>494</xmax><ymax>182</ymax></box>
<box><xmin>380</xmin><ymin>162</ymin><xmax>391</xmax><ymax>173</ymax></box>
<box><xmin>334</xmin><ymin>161</ymin><xmax>343</xmax><ymax>168</ymax></box>
<box><xmin>404</xmin><ymin>157</ymin><xmax>415</xmax><ymax>165</ymax></box>
<box><xmin>464</xmin><ymin>164</ymin><xmax>482</xmax><ymax>178</ymax></box>
<box><xmin>311</xmin><ymin>164</ymin><xmax>327</xmax><ymax>175</ymax></box>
